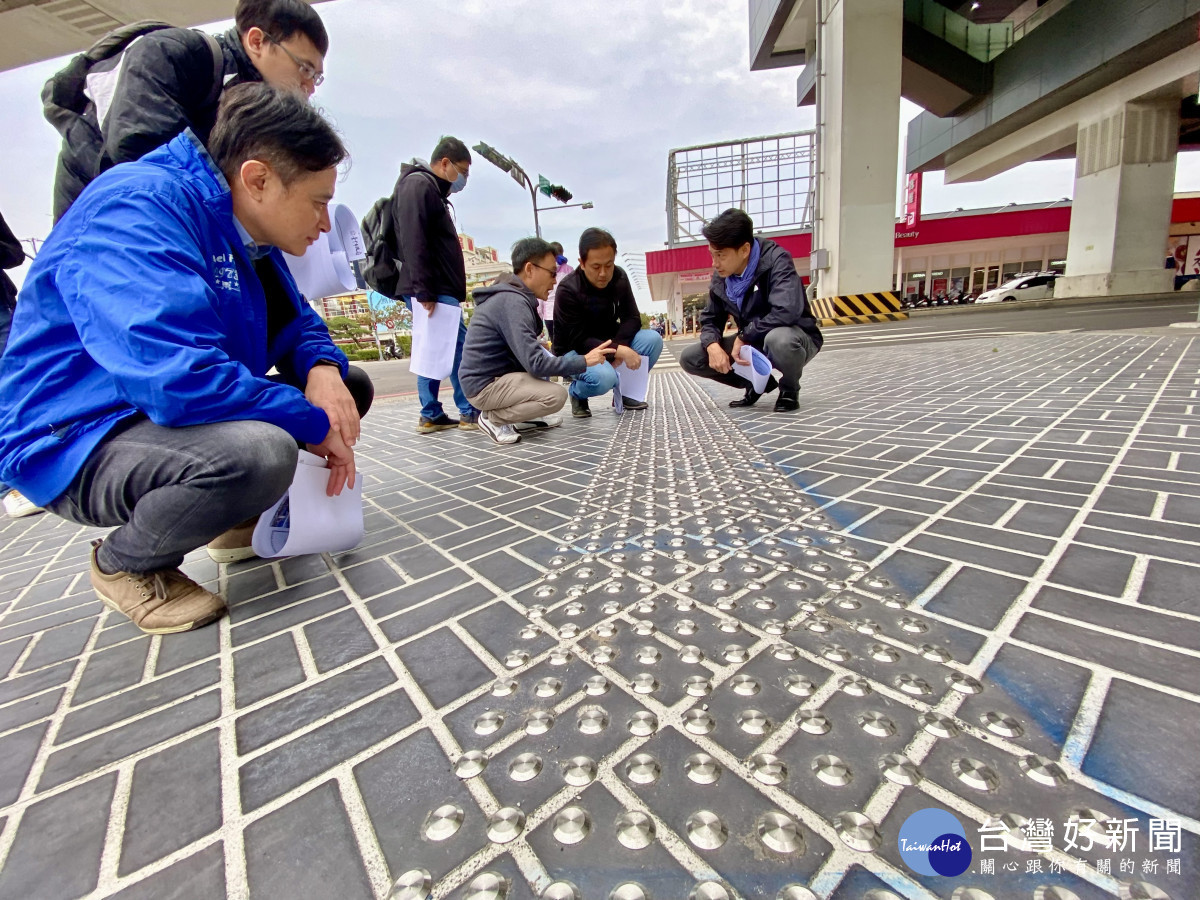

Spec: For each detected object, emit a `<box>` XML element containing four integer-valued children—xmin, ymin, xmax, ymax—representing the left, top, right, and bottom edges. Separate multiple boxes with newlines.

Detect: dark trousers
<box><xmin>679</xmin><ymin>326</ymin><xmax>818</xmax><ymax>392</ymax></box>
<box><xmin>47</xmin><ymin>365</ymin><xmax>374</xmax><ymax>574</ymax></box>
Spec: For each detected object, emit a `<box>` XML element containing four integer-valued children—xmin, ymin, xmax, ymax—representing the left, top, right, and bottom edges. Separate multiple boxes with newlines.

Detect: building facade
<box><xmin>647</xmin><ymin>195</ymin><xmax>1200</xmax><ymax>329</ymax></box>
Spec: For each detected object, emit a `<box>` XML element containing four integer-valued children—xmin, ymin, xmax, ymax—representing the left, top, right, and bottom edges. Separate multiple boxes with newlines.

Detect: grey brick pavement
<box><xmin>0</xmin><ymin>333</ymin><xmax>1196</xmax><ymax>899</ymax></box>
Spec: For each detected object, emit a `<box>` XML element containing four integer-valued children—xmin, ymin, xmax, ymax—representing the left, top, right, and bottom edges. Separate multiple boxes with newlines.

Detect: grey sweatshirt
<box><xmin>458</xmin><ymin>275</ymin><xmax>587</xmax><ymax>399</ymax></box>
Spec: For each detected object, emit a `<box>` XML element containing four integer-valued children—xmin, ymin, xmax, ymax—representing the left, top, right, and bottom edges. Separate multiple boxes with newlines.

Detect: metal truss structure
<box><xmin>666</xmin><ymin>131</ymin><xmax>816</xmax><ymax>248</ymax></box>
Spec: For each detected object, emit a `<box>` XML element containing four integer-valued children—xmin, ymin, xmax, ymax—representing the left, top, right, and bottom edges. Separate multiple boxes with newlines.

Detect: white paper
<box><xmin>281</xmin><ymin>202</ymin><xmax>365</xmax><ymax>301</ymax></box>
<box><xmin>331</xmin><ymin>204</ymin><xmax>366</xmax><ymax>261</ymax></box>
<box><xmin>734</xmin><ymin>345</ymin><xmax>772</xmax><ymax>393</ymax></box>
<box><xmin>614</xmin><ymin>355</ymin><xmax>651</xmax><ymax>403</ymax></box>
<box><xmin>282</xmin><ymin>231</ymin><xmax>357</xmax><ymax>301</ymax></box>
<box><xmin>410</xmin><ymin>302</ymin><xmax>460</xmax><ymax>380</ymax></box>
<box><xmin>251</xmin><ymin>450</ymin><xmax>364</xmax><ymax>558</ymax></box>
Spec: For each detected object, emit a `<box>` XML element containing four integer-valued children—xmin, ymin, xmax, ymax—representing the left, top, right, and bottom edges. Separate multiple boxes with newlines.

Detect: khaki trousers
<box><xmin>468</xmin><ymin>372</ymin><xmax>568</xmax><ymax>425</ymax></box>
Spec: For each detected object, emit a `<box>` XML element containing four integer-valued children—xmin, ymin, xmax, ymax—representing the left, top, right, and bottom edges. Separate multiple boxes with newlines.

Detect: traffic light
<box><xmin>538</xmin><ymin>175</ymin><xmax>573</xmax><ymax>203</ymax></box>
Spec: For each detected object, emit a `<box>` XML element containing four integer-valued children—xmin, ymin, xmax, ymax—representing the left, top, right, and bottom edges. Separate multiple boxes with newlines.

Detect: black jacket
<box><xmin>388</xmin><ymin>162</ymin><xmax>466</xmax><ymax>303</ymax></box>
<box><xmin>700</xmin><ymin>239</ymin><xmax>823</xmax><ymax>351</ymax></box>
<box><xmin>51</xmin><ymin>27</ymin><xmax>260</xmax><ymax>220</ymax></box>
<box><xmin>551</xmin><ymin>266</ymin><xmax>641</xmax><ymax>356</ymax></box>
<box><xmin>0</xmin><ymin>212</ymin><xmax>21</xmax><ymax>312</ymax></box>
<box><xmin>459</xmin><ymin>275</ymin><xmax>586</xmax><ymax>399</ymax></box>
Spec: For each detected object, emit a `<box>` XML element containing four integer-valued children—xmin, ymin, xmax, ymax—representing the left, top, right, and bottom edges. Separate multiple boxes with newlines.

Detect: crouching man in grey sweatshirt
<box><xmin>458</xmin><ymin>237</ymin><xmax>615</xmax><ymax>445</ymax></box>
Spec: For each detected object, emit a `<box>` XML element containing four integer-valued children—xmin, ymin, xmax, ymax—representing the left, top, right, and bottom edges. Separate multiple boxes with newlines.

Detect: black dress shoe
<box><xmin>773</xmin><ymin>389</ymin><xmax>800</xmax><ymax>412</ymax></box>
<box><xmin>728</xmin><ymin>388</ymin><xmax>762</xmax><ymax>408</ymax></box>
<box><xmin>728</xmin><ymin>374</ymin><xmax>778</xmax><ymax>408</ymax></box>
<box><xmin>570</xmin><ymin>395</ymin><xmax>591</xmax><ymax>418</ymax></box>
<box><xmin>621</xmin><ymin>396</ymin><xmax>648</xmax><ymax>410</ymax></box>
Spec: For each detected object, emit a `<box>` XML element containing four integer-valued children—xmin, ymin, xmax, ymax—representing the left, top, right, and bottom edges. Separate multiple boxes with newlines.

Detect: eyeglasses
<box><xmin>266</xmin><ymin>35</ymin><xmax>324</xmax><ymax>87</ymax></box>
<box><xmin>532</xmin><ymin>263</ymin><xmax>558</xmax><ymax>278</ymax></box>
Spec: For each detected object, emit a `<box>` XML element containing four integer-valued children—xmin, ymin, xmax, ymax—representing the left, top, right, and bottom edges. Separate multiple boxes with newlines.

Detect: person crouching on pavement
<box><xmin>552</xmin><ymin>227</ymin><xmax>663</xmax><ymax>417</ymax></box>
<box><xmin>459</xmin><ymin>238</ymin><xmax>615</xmax><ymax>445</ymax></box>
<box><xmin>0</xmin><ymin>83</ymin><xmax>370</xmax><ymax>635</ymax></box>
<box><xmin>680</xmin><ymin>208</ymin><xmax>823</xmax><ymax>412</ymax></box>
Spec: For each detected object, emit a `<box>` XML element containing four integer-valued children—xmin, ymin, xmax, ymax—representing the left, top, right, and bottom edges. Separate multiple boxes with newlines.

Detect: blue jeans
<box><xmin>566</xmin><ymin>329</ymin><xmax>663</xmax><ymax>400</ymax></box>
<box><xmin>404</xmin><ymin>296</ymin><xmax>475</xmax><ymax>420</ymax></box>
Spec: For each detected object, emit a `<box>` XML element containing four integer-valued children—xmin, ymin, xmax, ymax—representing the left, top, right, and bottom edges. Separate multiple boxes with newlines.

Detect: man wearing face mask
<box><xmin>46</xmin><ymin>0</ymin><xmax>330</xmax><ymax>221</ymax></box>
<box><xmin>388</xmin><ymin>137</ymin><xmax>478</xmax><ymax>434</ymax></box>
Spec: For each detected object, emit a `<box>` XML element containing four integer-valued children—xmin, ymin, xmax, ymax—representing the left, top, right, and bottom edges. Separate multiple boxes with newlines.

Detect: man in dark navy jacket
<box><xmin>0</xmin><ymin>84</ymin><xmax>366</xmax><ymax>635</ymax></box>
<box><xmin>680</xmin><ymin>208</ymin><xmax>822</xmax><ymax>412</ymax></box>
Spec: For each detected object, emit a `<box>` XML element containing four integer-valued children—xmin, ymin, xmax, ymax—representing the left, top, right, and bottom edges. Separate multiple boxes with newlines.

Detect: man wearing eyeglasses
<box><xmin>385</xmin><ymin>137</ymin><xmax>481</xmax><ymax>435</ymax></box>
<box><xmin>49</xmin><ymin>0</ymin><xmax>329</xmax><ymax>220</ymax></box>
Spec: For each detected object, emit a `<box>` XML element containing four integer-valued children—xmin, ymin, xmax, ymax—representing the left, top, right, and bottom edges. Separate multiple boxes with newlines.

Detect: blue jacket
<box><xmin>0</xmin><ymin>131</ymin><xmax>345</xmax><ymax>506</ymax></box>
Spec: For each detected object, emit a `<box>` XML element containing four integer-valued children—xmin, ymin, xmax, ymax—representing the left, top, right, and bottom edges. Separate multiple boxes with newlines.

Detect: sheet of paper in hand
<box><xmin>252</xmin><ymin>450</ymin><xmax>364</xmax><ymax>558</ymax></box>
<box><xmin>282</xmin><ymin>203</ymin><xmax>365</xmax><ymax>301</ymax></box>
<box><xmin>614</xmin><ymin>355</ymin><xmax>651</xmax><ymax>403</ymax></box>
<box><xmin>409</xmin><ymin>302</ymin><xmax>459</xmax><ymax>380</ymax></box>
<box><xmin>734</xmin><ymin>345</ymin><xmax>772</xmax><ymax>393</ymax></box>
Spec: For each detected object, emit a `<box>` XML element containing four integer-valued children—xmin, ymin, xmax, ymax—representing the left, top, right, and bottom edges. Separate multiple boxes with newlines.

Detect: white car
<box><xmin>977</xmin><ymin>273</ymin><xmax>1056</xmax><ymax>304</ymax></box>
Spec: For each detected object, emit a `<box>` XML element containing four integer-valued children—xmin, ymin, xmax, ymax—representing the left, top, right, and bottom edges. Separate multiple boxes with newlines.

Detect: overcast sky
<box><xmin>2</xmin><ymin>0</ymin><xmax>1199</xmax><ymax>303</ymax></box>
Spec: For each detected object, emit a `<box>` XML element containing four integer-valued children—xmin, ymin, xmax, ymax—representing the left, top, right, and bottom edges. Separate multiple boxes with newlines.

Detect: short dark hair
<box><xmin>512</xmin><ymin>237</ymin><xmax>555</xmax><ymax>274</ymax></box>
<box><xmin>549</xmin><ymin>242</ymin><xmax>563</xmax><ymax>256</ymax></box>
<box><xmin>579</xmin><ymin>227</ymin><xmax>617</xmax><ymax>263</ymax></box>
<box><xmin>236</xmin><ymin>0</ymin><xmax>329</xmax><ymax>56</ymax></box>
<box><xmin>210</xmin><ymin>82</ymin><xmax>348</xmax><ymax>186</ymax></box>
<box><xmin>432</xmin><ymin>136</ymin><xmax>471</xmax><ymax>167</ymax></box>
<box><xmin>702</xmin><ymin>208</ymin><xmax>754</xmax><ymax>250</ymax></box>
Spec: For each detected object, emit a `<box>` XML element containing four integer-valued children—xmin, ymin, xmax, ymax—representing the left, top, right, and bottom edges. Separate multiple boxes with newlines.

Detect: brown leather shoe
<box><xmin>90</xmin><ymin>541</ymin><xmax>226</xmax><ymax>634</ymax></box>
<box><xmin>206</xmin><ymin>516</ymin><xmax>259</xmax><ymax>563</ymax></box>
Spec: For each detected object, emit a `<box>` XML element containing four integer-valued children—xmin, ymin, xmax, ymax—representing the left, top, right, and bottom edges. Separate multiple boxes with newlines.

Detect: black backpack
<box><xmin>42</xmin><ymin>22</ymin><xmax>223</xmax><ymax>187</ymax></box>
<box><xmin>360</xmin><ymin>196</ymin><xmax>401</xmax><ymax>298</ymax></box>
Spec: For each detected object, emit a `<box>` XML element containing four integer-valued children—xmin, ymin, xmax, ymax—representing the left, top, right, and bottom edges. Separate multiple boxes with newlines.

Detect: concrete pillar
<box><xmin>1056</xmin><ymin>99</ymin><xmax>1179</xmax><ymax>297</ymax></box>
<box><xmin>813</xmin><ymin>0</ymin><xmax>903</xmax><ymax>299</ymax></box>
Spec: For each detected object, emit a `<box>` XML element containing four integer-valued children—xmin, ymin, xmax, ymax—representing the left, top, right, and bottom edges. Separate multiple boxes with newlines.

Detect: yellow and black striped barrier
<box><xmin>810</xmin><ymin>291</ymin><xmax>908</xmax><ymax>326</ymax></box>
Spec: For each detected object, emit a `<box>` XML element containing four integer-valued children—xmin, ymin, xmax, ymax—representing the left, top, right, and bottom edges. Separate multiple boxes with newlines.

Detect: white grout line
<box><xmin>1062</xmin><ymin>671</ymin><xmax>1113</xmax><ymax>770</ymax></box>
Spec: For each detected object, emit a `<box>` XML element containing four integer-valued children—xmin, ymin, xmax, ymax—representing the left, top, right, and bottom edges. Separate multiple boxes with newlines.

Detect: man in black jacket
<box><xmin>680</xmin><ymin>209</ymin><xmax>822</xmax><ymax>412</ymax></box>
<box><xmin>552</xmin><ymin>228</ymin><xmax>663</xmax><ymax>417</ymax></box>
<box><xmin>49</xmin><ymin>0</ymin><xmax>329</xmax><ymax>220</ymax></box>
<box><xmin>460</xmin><ymin>238</ymin><xmax>614</xmax><ymax>445</ymax></box>
<box><xmin>388</xmin><ymin>136</ymin><xmax>478</xmax><ymax>434</ymax></box>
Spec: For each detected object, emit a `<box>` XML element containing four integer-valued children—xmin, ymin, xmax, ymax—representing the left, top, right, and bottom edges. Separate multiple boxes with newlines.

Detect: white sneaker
<box><xmin>478</xmin><ymin>412</ymin><xmax>520</xmax><ymax>445</ymax></box>
<box><xmin>3</xmin><ymin>490</ymin><xmax>43</xmax><ymax>519</ymax></box>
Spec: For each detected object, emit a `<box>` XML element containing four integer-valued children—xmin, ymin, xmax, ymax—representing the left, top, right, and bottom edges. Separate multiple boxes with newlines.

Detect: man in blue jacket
<box><xmin>0</xmin><ymin>83</ymin><xmax>367</xmax><ymax>635</ymax></box>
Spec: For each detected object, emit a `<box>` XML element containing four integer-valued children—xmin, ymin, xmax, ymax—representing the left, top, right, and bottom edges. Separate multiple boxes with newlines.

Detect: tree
<box><xmin>327</xmin><ymin>316</ymin><xmax>370</xmax><ymax>348</ymax></box>
<box><xmin>364</xmin><ymin>290</ymin><xmax>410</xmax><ymax>334</ymax></box>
